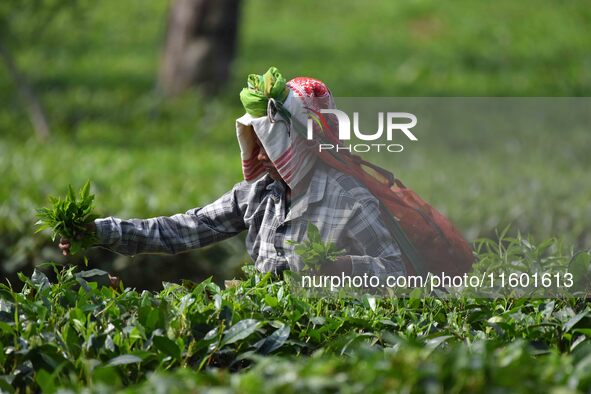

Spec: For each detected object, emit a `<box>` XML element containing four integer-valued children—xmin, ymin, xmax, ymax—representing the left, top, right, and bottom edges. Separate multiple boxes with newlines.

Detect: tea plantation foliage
<box><xmin>3</xmin><ymin>250</ymin><xmax>591</xmax><ymax>393</ymax></box>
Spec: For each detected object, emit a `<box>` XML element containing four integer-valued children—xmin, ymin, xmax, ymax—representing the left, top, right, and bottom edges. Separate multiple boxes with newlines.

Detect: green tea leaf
<box><xmin>221</xmin><ymin>319</ymin><xmax>260</xmax><ymax>346</ymax></box>
<box><xmin>107</xmin><ymin>354</ymin><xmax>142</xmax><ymax>366</ymax></box>
<box><xmin>35</xmin><ymin>181</ymin><xmax>98</xmax><ymax>255</ymax></box>
<box><xmin>153</xmin><ymin>336</ymin><xmax>181</xmax><ymax>359</ymax></box>
<box><xmin>255</xmin><ymin>324</ymin><xmax>290</xmax><ymax>354</ymax></box>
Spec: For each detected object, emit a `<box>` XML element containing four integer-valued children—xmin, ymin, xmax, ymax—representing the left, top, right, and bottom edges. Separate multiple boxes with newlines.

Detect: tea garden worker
<box><xmin>59</xmin><ymin>67</ymin><xmax>406</xmax><ymax>280</ymax></box>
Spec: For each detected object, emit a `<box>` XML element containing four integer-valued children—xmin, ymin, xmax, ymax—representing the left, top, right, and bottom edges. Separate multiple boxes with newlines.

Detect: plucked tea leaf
<box><xmin>80</xmin><ymin>180</ymin><xmax>91</xmax><ymax>200</ymax></box>
<box><xmin>307</xmin><ymin>222</ymin><xmax>321</xmax><ymax>244</ymax></box>
<box><xmin>35</xmin><ymin>181</ymin><xmax>98</xmax><ymax>255</ymax></box>
<box><xmin>292</xmin><ymin>222</ymin><xmax>345</xmax><ymax>271</ymax></box>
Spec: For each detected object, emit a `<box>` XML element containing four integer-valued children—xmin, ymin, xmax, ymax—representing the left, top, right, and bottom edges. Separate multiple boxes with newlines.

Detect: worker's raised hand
<box><xmin>58</xmin><ymin>222</ymin><xmax>97</xmax><ymax>256</ymax></box>
<box><xmin>58</xmin><ymin>237</ymin><xmax>72</xmax><ymax>256</ymax></box>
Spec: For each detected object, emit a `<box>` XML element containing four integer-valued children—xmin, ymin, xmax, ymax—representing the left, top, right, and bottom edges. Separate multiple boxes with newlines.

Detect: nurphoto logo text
<box><xmin>306</xmin><ymin>109</ymin><xmax>418</xmax><ymax>153</ymax></box>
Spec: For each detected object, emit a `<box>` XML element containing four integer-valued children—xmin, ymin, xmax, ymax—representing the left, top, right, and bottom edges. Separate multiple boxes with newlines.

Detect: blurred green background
<box><xmin>1</xmin><ymin>0</ymin><xmax>590</xmax><ymax>289</ymax></box>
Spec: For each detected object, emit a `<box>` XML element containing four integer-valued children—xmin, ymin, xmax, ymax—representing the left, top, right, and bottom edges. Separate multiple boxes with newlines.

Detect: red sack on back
<box><xmin>317</xmin><ymin>150</ymin><xmax>474</xmax><ymax>276</ymax></box>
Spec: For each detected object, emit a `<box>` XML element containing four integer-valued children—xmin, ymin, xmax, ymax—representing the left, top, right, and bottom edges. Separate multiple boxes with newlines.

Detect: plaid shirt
<box><xmin>95</xmin><ymin>164</ymin><xmax>405</xmax><ymax>277</ymax></box>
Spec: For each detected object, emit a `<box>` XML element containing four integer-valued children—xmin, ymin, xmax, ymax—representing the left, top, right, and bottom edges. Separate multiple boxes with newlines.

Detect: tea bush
<box><xmin>1</xmin><ymin>236</ymin><xmax>591</xmax><ymax>392</ymax></box>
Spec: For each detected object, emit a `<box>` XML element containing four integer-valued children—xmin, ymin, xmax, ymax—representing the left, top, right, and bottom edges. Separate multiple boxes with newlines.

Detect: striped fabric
<box><xmin>236</xmin><ymin>95</ymin><xmax>316</xmax><ymax>189</ymax></box>
<box><xmin>94</xmin><ymin>163</ymin><xmax>405</xmax><ymax>278</ymax></box>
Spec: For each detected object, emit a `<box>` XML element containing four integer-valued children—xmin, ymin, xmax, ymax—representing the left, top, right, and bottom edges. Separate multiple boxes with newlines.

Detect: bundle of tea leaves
<box><xmin>35</xmin><ymin>181</ymin><xmax>98</xmax><ymax>255</ymax></box>
<box><xmin>290</xmin><ymin>222</ymin><xmax>344</xmax><ymax>271</ymax></box>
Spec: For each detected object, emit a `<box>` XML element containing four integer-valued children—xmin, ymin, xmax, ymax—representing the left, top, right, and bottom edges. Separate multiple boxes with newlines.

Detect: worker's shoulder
<box><xmin>323</xmin><ymin>166</ymin><xmax>378</xmax><ymax>204</ymax></box>
<box><xmin>229</xmin><ymin>174</ymin><xmax>274</xmax><ymax>198</ymax></box>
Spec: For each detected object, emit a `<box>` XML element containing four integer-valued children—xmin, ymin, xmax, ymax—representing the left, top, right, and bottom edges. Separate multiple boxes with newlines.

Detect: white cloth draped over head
<box><xmin>236</xmin><ymin>77</ymin><xmax>335</xmax><ymax>190</ymax></box>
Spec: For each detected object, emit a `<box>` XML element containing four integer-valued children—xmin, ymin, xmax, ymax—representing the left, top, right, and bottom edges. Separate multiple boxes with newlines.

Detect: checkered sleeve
<box><xmin>345</xmin><ymin>198</ymin><xmax>406</xmax><ymax>278</ymax></box>
<box><xmin>94</xmin><ymin>185</ymin><xmax>247</xmax><ymax>256</ymax></box>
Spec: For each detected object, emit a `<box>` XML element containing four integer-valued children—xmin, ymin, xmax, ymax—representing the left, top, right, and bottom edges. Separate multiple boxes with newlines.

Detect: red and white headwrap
<box><xmin>236</xmin><ymin>77</ymin><xmax>335</xmax><ymax>189</ymax></box>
